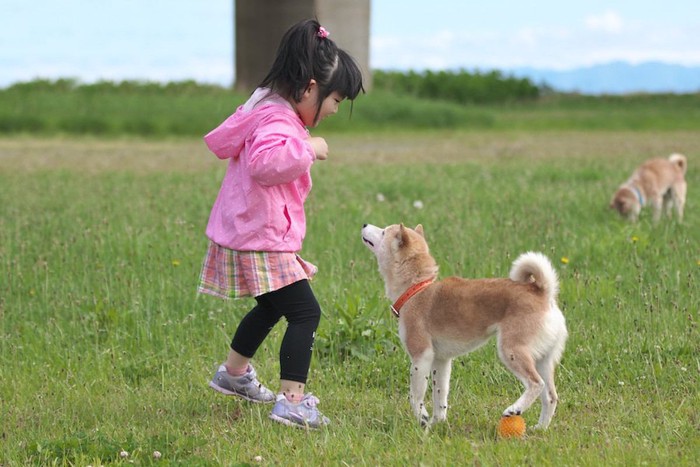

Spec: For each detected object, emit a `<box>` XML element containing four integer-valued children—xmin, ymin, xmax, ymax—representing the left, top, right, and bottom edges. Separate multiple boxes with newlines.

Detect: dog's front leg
<box><xmin>409</xmin><ymin>352</ymin><xmax>433</xmax><ymax>426</ymax></box>
<box><xmin>430</xmin><ymin>357</ymin><xmax>452</xmax><ymax>424</ymax></box>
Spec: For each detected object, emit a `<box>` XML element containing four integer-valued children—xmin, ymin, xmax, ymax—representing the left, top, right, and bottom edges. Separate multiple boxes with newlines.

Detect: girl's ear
<box><xmin>304</xmin><ymin>79</ymin><xmax>317</xmax><ymax>94</ymax></box>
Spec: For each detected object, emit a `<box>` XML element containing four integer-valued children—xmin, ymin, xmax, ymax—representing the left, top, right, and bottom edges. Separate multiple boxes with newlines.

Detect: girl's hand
<box><xmin>307</xmin><ymin>136</ymin><xmax>329</xmax><ymax>161</ymax></box>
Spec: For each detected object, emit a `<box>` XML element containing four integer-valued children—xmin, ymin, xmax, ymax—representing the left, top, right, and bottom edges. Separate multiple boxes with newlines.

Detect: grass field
<box><xmin>1</xmin><ymin>130</ymin><xmax>699</xmax><ymax>465</ymax></box>
<box><xmin>3</xmin><ymin>79</ymin><xmax>700</xmax><ymax>136</ymax></box>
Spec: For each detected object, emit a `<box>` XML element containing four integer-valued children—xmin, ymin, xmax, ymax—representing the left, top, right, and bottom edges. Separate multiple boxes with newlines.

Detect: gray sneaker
<box><xmin>269</xmin><ymin>393</ymin><xmax>330</xmax><ymax>429</ymax></box>
<box><xmin>208</xmin><ymin>364</ymin><xmax>275</xmax><ymax>403</ymax></box>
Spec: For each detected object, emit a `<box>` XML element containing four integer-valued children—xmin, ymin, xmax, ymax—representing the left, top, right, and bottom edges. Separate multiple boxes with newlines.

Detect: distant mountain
<box><xmin>509</xmin><ymin>61</ymin><xmax>700</xmax><ymax>95</ymax></box>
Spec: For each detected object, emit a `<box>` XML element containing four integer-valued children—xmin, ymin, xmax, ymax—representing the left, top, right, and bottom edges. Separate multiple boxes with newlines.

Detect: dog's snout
<box><xmin>363</xmin><ymin>223</ymin><xmax>368</xmax><ymax>228</ymax></box>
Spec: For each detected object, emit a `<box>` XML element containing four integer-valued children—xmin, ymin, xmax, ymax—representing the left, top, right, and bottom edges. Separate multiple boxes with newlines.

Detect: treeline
<box><xmin>5</xmin><ymin>78</ymin><xmax>226</xmax><ymax>96</ymax></box>
<box><xmin>5</xmin><ymin>70</ymin><xmax>540</xmax><ymax>102</ymax></box>
<box><xmin>0</xmin><ymin>73</ymin><xmax>533</xmax><ymax>136</ymax></box>
<box><xmin>0</xmin><ymin>78</ymin><xmax>233</xmax><ymax>136</ymax></box>
<box><xmin>0</xmin><ymin>75</ymin><xmax>698</xmax><ymax>136</ymax></box>
<box><xmin>373</xmin><ymin>69</ymin><xmax>540</xmax><ymax>104</ymax></box>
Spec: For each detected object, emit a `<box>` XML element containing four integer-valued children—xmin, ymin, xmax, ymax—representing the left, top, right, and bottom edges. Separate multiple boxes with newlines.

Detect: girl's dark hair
<box><xmin>258</xmin><ymin>19</ymin><xmax>365</xmax><ymax>123</ymax></box>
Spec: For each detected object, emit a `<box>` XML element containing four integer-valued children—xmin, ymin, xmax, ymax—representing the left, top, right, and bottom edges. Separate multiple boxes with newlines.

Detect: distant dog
<box><xmin>361</xmin><ymin>223</ymin><xmax>568</xmax><ymax>429</ymax></box>
<box><xmin>610</xmin><ymin>153</ymin><xmax>687</xmax><ymax>222</ymax></box>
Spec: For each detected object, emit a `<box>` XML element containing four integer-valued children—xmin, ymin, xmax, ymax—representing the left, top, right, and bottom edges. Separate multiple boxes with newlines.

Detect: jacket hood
<box><xmin>204</xmin><ymin>88</ymin><xmax>296</xmax><ymax>160</ymax></box>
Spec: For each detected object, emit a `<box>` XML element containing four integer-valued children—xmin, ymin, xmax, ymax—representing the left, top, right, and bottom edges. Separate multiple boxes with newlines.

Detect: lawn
<box><xmin>1</xmin><ymin>130</ymin><xmax>698</xmax><ymax>465</ymax></box>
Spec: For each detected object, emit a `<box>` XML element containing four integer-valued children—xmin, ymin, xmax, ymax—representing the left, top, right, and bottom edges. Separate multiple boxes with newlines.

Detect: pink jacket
<box><xmin>203</xmin><ymin>89</ymin><xmax>316</xmax><ymax>252</ymax></box>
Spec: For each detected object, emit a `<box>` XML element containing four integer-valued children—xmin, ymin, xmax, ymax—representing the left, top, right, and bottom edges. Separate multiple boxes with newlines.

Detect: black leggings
<box><xmin>230</xmin><ymin>279</ymin><xmax>321</xmax><ymax>384</ymax></box>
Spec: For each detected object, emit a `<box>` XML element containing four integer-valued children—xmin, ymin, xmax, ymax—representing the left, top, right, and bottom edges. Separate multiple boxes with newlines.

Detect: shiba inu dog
<box><xmin>361</xmin><ymin>223</ymin><xmax>568</xmax><ymax>429</ymax></box>
<box><xmin>610</xmin><ymin>153</ymin><xmax>687</xmax><ymax>222</ymax></box>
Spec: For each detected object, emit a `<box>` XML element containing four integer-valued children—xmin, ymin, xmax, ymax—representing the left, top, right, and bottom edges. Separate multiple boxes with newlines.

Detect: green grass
<box><xmin>2</xmin><ymin>79</ymin><xmax>700</xmax><ymax>137</ymax></box>
<box><xmin>1</xmin><ymin>131</ymin><xmax>699</xmax><ymax>465</ymax></box>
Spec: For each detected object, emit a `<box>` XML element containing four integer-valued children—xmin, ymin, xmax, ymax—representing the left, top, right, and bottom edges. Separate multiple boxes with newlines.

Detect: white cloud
<box><xmin>513</xmin><ymin>28</ymin><xmax>538</xmax><ymax>48</ymax></box>
<box><xmin>371</xmin><ymin>13</ymin><xmax>700</xmax><ymax>72</ymax></box>
<box><xmin>585</xmin><ymin>10</ymin><xmax>624</xmax><ymax>34</ymax></box>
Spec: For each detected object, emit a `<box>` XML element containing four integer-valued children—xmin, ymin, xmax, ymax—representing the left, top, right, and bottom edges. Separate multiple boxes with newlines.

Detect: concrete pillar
<box><xmin>234</xmin><ymin>0</ymin><xmax>371</xmax><ymax>93</ymax></box>
<box><xmin>315</xmin><ymin>0</ymin><xmax>372</xmax><ymax>91</ymax></box>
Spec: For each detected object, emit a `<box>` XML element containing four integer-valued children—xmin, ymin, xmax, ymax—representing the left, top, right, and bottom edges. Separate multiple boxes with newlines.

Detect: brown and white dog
<box><xmin>610</xmin><ymin>153</ymin><xmax>687</xmax><ymax>222</ymax></box>
<box><xmin>361</xmin><ymin>223</ymin><xmax>568</xmax><ymax>429</ymax></box>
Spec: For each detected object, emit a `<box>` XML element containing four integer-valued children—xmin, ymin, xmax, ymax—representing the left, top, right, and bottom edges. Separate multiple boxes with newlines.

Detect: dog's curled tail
<box><xmin>669</xmin><ymin>153</ymin><xmax>687</xmax><ymax>175</ymax></box>
<box><xmin>509</xmin><ymin>252</ymin><xmax>559</xmax><ymax>303</ymax></box>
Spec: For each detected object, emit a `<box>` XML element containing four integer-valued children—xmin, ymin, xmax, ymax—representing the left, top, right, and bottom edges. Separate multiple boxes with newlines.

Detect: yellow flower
<box><xmin>631</xmin><ymin>236</ymin><xmax>639</xmax><ymax>243</ymax></box>
<box><xmin>560</xmin><ymin>257</ymin><xmax>569</xmax><ymax>264</ymax></box>
<box><xmin>172</xmin><ymin>259</ymin><xmax>181</xmax><ymax>267</ymax></box>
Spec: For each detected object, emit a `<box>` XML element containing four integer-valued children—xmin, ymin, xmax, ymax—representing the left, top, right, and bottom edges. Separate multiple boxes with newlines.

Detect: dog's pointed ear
<box><xmin>398</xmin><ymin>223</ymin><xmax>409</xmax><ymax>247</ymax></box>
<box><xmin>414</xmin><ymin>224</ymin><xmax>424</xmax><ymax>238</ymax></box>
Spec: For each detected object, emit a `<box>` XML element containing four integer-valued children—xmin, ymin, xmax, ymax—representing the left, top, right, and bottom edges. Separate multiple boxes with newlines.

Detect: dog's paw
<box><xmin>411</xmin><ymin>400</ymin><xmax>430</xmax><ymax>427</ymax></box>
<box><xmin>430</xmin><ymin>415</ymin><xmax>447</xmax><ymax>426</ymax></box>
<box><xmin>420</xmin><ymin>413</ymin><xmax>430</xmax><ymax>427</ymax></box>
<box><xmin>420</xmin><ymin>408</ymin><xmax>430</xmax><ymax>427</ymax></box>
<box><xmin>502</xmin><ymin>407</ymin><xmax>522</xmax><ymax>417</ymax></box>
<box><xmin>532</xmin><ymin>420</ymin><xmax>552</xmax><ymax>430</ymax></box>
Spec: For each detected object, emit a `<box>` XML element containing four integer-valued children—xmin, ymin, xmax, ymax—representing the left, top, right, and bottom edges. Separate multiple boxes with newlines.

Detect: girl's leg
<box><xmin>226</xmin><ymin>302</ymin><xmax>284</xmax><ymax>374</ymax></box>
<box><xmin>223</xmin><ymin>349</ymin><xmax>252</xmax><ymax>376</ymax></box>
<box><xmin>257</xmin><ymin>280</ymin><xmax>321</xmax><ymax>402</ymax></box>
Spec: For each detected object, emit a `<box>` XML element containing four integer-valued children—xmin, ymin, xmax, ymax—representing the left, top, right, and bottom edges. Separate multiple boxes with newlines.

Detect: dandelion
<box><xmin>560</xmin><ymin>257</ymin><xmax>569</xmax><ymax>264</ymax></box>
<box><xmin>376</xmin><ymin>193</ymin><xmax>385</xmax><ymax>202</ymax></box>
<box><xmin>153</xmin><ymin>451</ymin><xmax>162</xmax><ymax>459</ymax></box>
<box><xmin>172</xmin><ymin>259</ymin><xmax>181</xmax><ymax>267</ymax></box>
<box><xmin>413</xmin><ymin>200</ymin><xmax>424</xmax><ymax>209</ymax></box>
<box><xmin>631</xmin><ymin>236</ymin><xmax>639</xmax><ymax>243</ymax></box>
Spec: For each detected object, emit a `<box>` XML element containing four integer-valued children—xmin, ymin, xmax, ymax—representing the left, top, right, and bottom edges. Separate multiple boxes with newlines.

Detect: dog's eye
<box><xmin>381</xmin><ymin>231</ymin><xmax>385</xmax><ymax>237</ymax></box>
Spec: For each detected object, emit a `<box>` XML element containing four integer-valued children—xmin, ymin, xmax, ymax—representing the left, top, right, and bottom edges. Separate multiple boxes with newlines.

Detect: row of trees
<box><xmin>5</xmin><ymin>69</ymin><xmax>541</xmax><ymax>104</ymax></box>
<box><xmin>372</xmin><ymin>69</ymin><xmax>541</xmax><ymax>104</ymax></box>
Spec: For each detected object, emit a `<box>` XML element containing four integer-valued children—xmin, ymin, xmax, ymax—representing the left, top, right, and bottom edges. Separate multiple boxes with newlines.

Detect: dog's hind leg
<box><xmin>409</xmin><ymin>350</ymin><xmax>433</xmax><ymax>426</ymax></box>
<box><xmin>534</xmin><ymin>357</ymin><xmax>559</xmax><ymax>429</ymax></box>
<box><xmin>663</xmin><ymin>191</ymin><xmax>674</xmax><ymax>219</ymax></box>
<box><xmin>430</xmin><ymin>357</ymin><xmax>452</xmax><ymax>424</ymax></box>
<box><xmin>650</xmin><ymin>196</ymin><xmax>663</xmax><ymax>223</ymax></box>
<box><xmin>498</xmin><ymin>345</ymin><xmax>544</xmax><ymax>417</ymax></box>
<box><xmin>674</xmin><ymin>181</ymin><xmax>686</xmax><ymax>221</ymax></box>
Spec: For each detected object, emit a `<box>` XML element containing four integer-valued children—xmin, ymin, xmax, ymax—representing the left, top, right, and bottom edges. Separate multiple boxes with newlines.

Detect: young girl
<box><xmin>198</xmin><ymin>19</ymin><xmax>364</xmax><ymax>429</ymax></box>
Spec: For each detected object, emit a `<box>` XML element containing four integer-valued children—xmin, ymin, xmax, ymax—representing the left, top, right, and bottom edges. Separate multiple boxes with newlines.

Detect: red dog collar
<box><xmin>390</xmin><ymin>278</ymin><xmax>435</xmax><ymax>318</ymax></box>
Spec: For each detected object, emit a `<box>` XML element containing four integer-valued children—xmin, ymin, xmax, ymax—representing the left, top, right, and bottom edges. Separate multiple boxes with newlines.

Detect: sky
<box><xmin>1</xmin><ymin>0</ymin><xmax>699</xmax><ymax>88</ymax></box>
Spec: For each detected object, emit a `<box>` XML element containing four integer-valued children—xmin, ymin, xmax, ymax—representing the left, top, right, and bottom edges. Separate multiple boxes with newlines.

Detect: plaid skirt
<box><xmin>197</xmin><ymin>241</ymin><xmax>318</xmax><ymax>299</ymax></box>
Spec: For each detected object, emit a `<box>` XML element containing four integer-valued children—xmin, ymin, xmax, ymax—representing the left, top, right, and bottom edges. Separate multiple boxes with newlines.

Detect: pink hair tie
<box><xmin>317</xmin><ymin>26</ymin><xmax>330</xmax><ymax>39</ymax></box>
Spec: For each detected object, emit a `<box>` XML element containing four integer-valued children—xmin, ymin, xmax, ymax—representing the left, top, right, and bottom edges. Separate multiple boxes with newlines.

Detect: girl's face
<box><xmin>294</xmin><ymin>80</ymin><xmax>344</xmax><ymax>127</ymax></box>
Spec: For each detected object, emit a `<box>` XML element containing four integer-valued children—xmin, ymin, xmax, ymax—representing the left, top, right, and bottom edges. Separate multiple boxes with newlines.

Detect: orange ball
<box><xmin>497</xmin><ymin>415</ymin><xmax>526</xmax><ymax>438</ymax></box>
